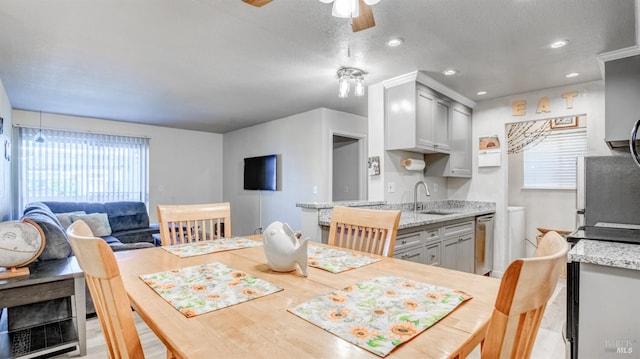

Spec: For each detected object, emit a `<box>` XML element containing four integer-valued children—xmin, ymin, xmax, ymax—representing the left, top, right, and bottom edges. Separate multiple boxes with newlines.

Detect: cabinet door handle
<box><xmin>430</xmin><ymin>254</ymin><xmax>436</xmax><ymax>259</ymax></box>
<box><xmin>401</xmin><ymin>240</ymin><xmax>407</xmax><ymax>244</ymax></box>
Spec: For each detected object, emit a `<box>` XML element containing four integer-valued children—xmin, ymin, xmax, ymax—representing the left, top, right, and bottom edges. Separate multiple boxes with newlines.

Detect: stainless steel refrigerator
<box><xmin>567</xmin><ymin>154</ymin><xmax>640</xmax><ymax>359</ymax></box>
<box><xmin>576</xmin><ymin>155</ymin><xmax>640</xmax><ymax>227</ymax></box>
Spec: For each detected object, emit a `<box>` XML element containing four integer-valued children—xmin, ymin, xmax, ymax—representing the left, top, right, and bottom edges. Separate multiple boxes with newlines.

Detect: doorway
<box><xmin>332</xmin><ymin>134</ymin><xmax>363</xmax><ymax>201</ymax></box>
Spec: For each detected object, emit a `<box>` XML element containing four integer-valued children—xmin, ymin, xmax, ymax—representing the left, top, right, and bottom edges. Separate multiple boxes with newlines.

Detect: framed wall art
<box><xmin>550</xmin><ymin>116</ymin><xmax>578</xmax><ymax>129</ymax></box>
<box><xmin>368</xmin><ymin>156</ymin><xmax>380</xmax><ymax>176</ymax></box>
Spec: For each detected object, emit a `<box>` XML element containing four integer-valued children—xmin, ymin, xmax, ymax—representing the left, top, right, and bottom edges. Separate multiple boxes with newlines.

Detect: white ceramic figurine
<box><xmin>262</xmin><ymin>221</ymin><xmax>309</xmax><ymax>277</ymax></box>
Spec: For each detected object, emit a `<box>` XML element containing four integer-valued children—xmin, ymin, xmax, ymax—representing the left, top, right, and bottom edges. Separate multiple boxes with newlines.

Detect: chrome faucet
<box><xmin>414</xmin><ymin>181</ymin><xmax>431</xmax><ymax>211</ymax></box>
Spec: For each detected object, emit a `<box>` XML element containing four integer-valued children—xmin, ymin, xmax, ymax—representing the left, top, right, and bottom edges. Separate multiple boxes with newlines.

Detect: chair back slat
<box><xmin>157</xmin><ymin>203</ymin><xmax>231</xmax><ymax>246</ymax></box>
<box><xmin>481</xmin><ymin>231</ymin><xmax>569</xmax><ymax>359</ymax></box>
<box><xmin>67</xmin><ymin>220</ymin><xmax>145</xmax><ymax>359</ymax></box>
<box><xmin>327</xmin><ymin>206</ymin><xmax>401</xmax><ymax>257</ymax></box>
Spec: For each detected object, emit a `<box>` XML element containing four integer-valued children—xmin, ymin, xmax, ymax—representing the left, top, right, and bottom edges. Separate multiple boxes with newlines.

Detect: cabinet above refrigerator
<box><xmin>605</xmin><ymin>54</ymin><xmax>640</xmax><ymax>150</ymax></box>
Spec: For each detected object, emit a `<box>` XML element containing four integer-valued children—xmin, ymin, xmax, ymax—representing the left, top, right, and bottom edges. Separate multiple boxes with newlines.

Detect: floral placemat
<box><xmin>161</xmin><ymin>237</ymin><xmax>263</xmax><ymax>258</ymax></box>
<box><xmin>288</xmin><ymin>275</ymin><xmax>472</xmax><ymax>357</ymax></box>
<box><xmin>140</xmin><ymin>262</ymin><xmax>282</xmax><ymax>318</ymax></box>
<box><xmin>308</xmin><ymin>245</ymin><xmax>380</xmax><ymax>273</ymax></box>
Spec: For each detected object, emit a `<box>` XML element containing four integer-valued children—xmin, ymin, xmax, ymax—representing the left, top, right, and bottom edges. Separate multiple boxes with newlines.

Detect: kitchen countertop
<box><xmin>296</xmin><ymin>200</ymin><xmax>386</xmax><ymax>209</ymax></box>
<box><xmin>314</xmin><ymin>200</ymin><xmax>495</xmax><ymax>230</ymax></box>
<box><xmin>568</xmin><ymin>239</ymin><xmax>640</xmax><ymax>271</ymax></box>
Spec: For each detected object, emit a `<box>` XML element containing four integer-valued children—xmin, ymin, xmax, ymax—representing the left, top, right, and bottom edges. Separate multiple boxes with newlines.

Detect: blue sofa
<box><xmin>10</xmin><ymin>201</ymin><xmax>159</xmax><ymax>328</ymax></box>
<box><xmin>22</xmin><ymin>201</ymin><xmax>159</xmax><ymax>260</ymax></box>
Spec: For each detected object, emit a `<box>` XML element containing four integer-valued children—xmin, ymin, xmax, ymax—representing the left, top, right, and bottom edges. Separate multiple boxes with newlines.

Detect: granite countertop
<box><xmin>568</xmin><ymin>239</ymin><xmax>640</xmax><ymax>271</ymax></box>
<box><xmin>315</xmin><ymin>200</ymin><xmax>495</xmax><ymax>230</ymax></box>
<box><xmin>296</xmin><ymin>200</ymin><xmax>387</xmax><ymax>209</ymax></box>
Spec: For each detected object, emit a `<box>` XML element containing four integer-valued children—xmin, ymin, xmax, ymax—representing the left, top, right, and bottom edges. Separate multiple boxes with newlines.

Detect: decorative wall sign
<box><xmin>512</xmin><ymin>91</ymin><xmax>579</xmax><ymax>116</ymax></box>
<box><xmin>368</xmin><ymin>156</ymin><xmax>380</xmax><ymax>176</ymax></box>
<box><xmin>478</xmin><ymin>136</ymin><xmax>501</xmax><ymax>167</ymax></box>
<box><xmin>479</xmin><ymin>136</ymin><xmax>500</xmax><ymax>150</ymax></box>
<box><xmin>550</xmin><ymin>116</ymin><xmax>578</xmax><ymax>129</ymax></box>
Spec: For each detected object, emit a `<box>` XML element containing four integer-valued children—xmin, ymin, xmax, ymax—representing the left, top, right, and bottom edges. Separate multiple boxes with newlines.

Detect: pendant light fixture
<box><xmin>34</xmin><ymin>111</ymin><xmax>46</xmax><ymax>143</ymax></box>
<box><xmin>336</xmin><ymin>67</ymin><xmax>366</xmax><ymax>98</ymax></box>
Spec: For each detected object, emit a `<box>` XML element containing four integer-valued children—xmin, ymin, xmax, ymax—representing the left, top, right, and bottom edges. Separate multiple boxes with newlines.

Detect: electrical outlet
<box><xmin>313</xmin><ymin>186</ymin><xmax>318</xmax><ymax>194</ymax></box>
<box><xmin>387</xmin><ymin>182</ymin><xmax>395</xmax><ymax>193</ymax></box>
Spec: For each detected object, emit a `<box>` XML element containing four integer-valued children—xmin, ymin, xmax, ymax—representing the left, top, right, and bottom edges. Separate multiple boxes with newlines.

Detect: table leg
<box><xmin>74</xmin><ymin>276</ymin><xmax>87</xmax><ymax>356</ymax></box>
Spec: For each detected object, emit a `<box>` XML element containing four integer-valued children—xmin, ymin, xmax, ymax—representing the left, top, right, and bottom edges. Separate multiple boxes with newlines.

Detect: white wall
<box><xmin>0</xmin><ymin>78</ymin><xmax>12</xmax><ymax>221</ymax></box>
<box><xmin>368</xmin><ymin>83</ymin><xmax>386</xmax><ymax>201</ymax></box>
<box><xmin>383</xmin><ymin>150</ymin><xmax>448</xmax><ymax>203</ymax></box>
<box><xmin>223</xmin><ymin>108</ymin><xmax>367</xmax><ymax>236</ymax></box>
<box><xmin>11</xmin><ymin>110</ymin><xmax>224</xmax><ymax>222</ymax></box>
<box><xmin>448</xmin><ymin>80</ymin><xmax>610</xmax><ymax>276</ymax></box>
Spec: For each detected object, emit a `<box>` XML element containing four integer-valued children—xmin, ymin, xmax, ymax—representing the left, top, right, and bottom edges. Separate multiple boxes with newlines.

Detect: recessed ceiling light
<box><xmin>477</xmin><ymin>91</ymin><xmax>487</xmax><ymax>96</ymax></box>
<box><xmin>386</xmin><ymin>37</ymin><xmax>404</xmax><ymax>47</ymax></box>
<box><xmin>442</xmin><ymin>69</ymin><xmax>458</xmax><ymax>76</ymax></box>
<box><xmin>565</xmin><ymin>72</ymin><xmax>580</xmax><ymax>78</ymax></box>
<box><xmin>549</xmin><ymin>39</ymin><xmax>569</xmax><ymax>49</ymax></box>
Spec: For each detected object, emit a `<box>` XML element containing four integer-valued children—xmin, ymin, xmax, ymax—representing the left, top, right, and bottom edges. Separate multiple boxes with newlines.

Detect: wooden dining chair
<box><xmin>327</xmin><ymin>206</ymin><xmax>401</xmax><ymax>257</ymax></box>
<box><xmin>67</xmin><ymin>220</ymin><xmax>175</xmax><ymax>359</ymax></box>
<box><xmin>481</xmin><ymin>230</ymin><xmax>569</xmax><ymax>359</ymax></box>
<box><xmin>157</xmin><ymin>202</ymin><xmax>231</xmax><ymax>246</ymax></box>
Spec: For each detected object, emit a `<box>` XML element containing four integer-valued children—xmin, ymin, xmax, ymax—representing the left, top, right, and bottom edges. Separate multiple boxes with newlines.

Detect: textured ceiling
<box><xmin>0</xmin><ymin>0</ymin><xmax>637</xmax><ymax>133</ymax></box>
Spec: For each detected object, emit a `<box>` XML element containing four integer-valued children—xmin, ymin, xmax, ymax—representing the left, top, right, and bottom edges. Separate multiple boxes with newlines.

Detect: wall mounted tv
<box><xmin>243</xmin><ymin>154</ymin><xmax>277</xmax><ymax>191</ymax></box>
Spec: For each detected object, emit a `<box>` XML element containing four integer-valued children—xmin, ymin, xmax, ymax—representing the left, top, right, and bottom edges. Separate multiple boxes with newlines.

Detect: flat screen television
<box><xmin>243</xmin><ymin>154</ymin><xmax>277</xmax><ymax>191</ymax></box>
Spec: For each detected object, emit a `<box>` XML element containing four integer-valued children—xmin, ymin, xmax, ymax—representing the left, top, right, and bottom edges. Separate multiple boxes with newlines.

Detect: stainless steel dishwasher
<box><xmin>475</xmin><ymin>214</ymin><xmax>494</xmax><ymax>275</ymax></box>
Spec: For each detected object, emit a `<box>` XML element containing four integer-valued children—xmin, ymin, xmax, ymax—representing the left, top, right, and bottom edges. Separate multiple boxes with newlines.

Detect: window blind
<box><xmin>523</xmin><ymin>129</ymin><xmax>587</xmax><ymax>189</ymax></box>
<box><xmin>18</xmin><ymin>127</ymin><xmax>149</xmax><ymax>209</ymax></box>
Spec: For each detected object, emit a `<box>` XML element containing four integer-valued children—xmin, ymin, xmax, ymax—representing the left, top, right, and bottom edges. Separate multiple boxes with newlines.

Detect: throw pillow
<box><xmin>70</xmin><ymin>213</ymin><xmax>112</xmax><ymax>237</ymax></box>
<box><xmin>55</xmin><ymin>211</ymin><xmax>86</xmax><ymax>229</ymax></box>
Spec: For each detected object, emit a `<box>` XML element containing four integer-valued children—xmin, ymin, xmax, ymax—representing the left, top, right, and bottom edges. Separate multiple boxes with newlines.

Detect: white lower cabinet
<box><xmin>394</xmin><ymin>233</ymin><xmax>425</xmax><ymax>264</ymax></box>
<box><xmin>441</xmin><ymin>235</ymin><xmax>474</xmax><ymax>273</ymax></box>
<box><xmin>394</xmin><ymin>220</ymin><xmax>475</xmax><ymax>273</ymax></box>
<box><xmin>395</xmin><ymin>245</ymin><xmax>425</xmax><ymax>263</ymax></box>
<box><xmin>440</xmin><ymin>221</ymin><xmax>475</xmax><ymax>273</ymax></box>
<box><xmin>424</xmin><ymin>241</ymin><xmax>441</xmax><ymax>266</ymax></box>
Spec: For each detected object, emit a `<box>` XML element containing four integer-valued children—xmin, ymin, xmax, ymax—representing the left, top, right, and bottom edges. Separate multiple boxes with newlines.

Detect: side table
<box><xmin>0</xmin><ymin>257</ymin><xmax>86</xmax><ymax>358</ymax></box>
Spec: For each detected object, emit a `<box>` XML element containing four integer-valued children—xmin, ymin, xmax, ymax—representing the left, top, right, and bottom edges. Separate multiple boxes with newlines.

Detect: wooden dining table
<box><xmin>115</xmin><ymin>236</ymin><xmax>500</xmax><ymax>359</ymax></box>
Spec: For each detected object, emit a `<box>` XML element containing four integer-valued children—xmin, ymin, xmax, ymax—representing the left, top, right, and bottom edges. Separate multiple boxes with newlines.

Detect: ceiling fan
<box><xmin>242</xmin><ymin>0</ymin><xmax>379</xmax><ymax>32</ymax></box>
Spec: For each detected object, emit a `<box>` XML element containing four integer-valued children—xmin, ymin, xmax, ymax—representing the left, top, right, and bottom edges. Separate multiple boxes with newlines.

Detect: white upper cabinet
<box><xmin>604</xmin><ymin>54</ymin><xmax>640</xmax><ymax>148</ymax></box>
<box><xmin>386</xmin><ymin>82</ymin><xmax>451</xmax><ymax>154</ymax></box>
<box><xmin>426</xmin><ymin>104</ymin><xmax>472</xmax><ymax>177</ymax></box>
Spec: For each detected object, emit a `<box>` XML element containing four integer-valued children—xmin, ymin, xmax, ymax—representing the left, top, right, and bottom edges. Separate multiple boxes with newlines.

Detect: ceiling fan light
<box><xmin>332</xmin><ymin>0</ymin><xmax>359</xmax><ymax>18</ymax></box>
<box><xmin>354</xmin><ymin>76</ymin><xmax>365</xmax><ymax>96</ymax></box>
<box><xmin>338</xmin><ymin>73</ymin><xmax>351</xmax><ymax>98</ymax></box>
<box><xmin>363</xmin><ymin>0</ymin><xmax>381</xmax><ymax>5</ymax></box>
<box><xmin>318</xmin><ymin>0</ymin><xmax>334</xmax><ymax>3</ymax></box>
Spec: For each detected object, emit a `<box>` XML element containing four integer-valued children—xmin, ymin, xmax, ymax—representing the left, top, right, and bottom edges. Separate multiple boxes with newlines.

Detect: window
<box><xmin>523</xmin><ymin>128</ymin><xmax>587</xmax><ymax>189</ymax></box>
<box><xmin>17</xmin><ymin>127</ymin><xmax>149</xmax><ymax>209</ymax></box>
